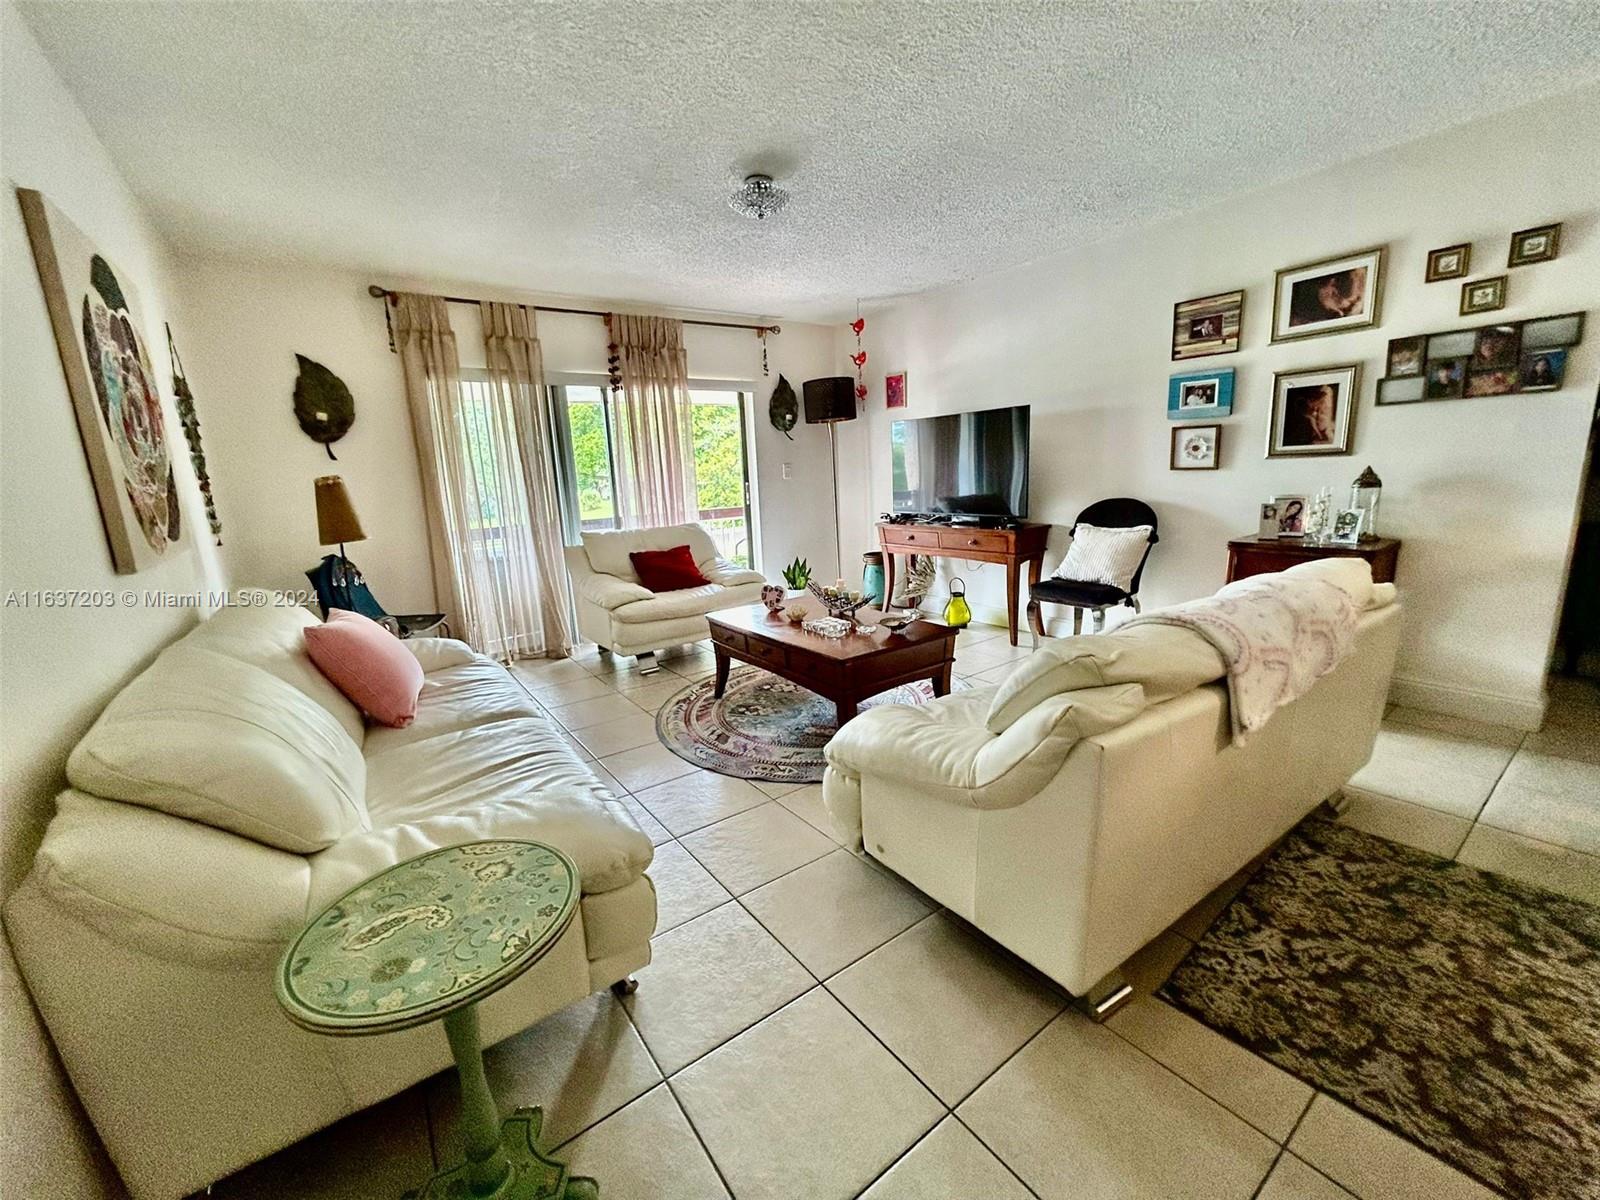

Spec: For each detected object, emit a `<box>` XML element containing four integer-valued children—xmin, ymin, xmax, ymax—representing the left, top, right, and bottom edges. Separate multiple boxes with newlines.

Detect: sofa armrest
<box><xmin>576</xmin><ymin>571</ymin><xmax>655</xmax><ymax>611</ymax></box>
<box><xmin>16</xmin><ymin>791</ymin><xmax>311</xmax><ymax>968</ymax></box>
<box><xmin>403</xmin><ymin>637</ymin><xmax>479</xmax><ymax>673</ymax></box>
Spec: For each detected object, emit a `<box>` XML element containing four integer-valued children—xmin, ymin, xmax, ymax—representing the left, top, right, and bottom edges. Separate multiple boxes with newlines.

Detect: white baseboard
<box><xmin>1388</xmin><ymin>675</ymin><xmax>1546</xmax><ymax>731</ymax></box>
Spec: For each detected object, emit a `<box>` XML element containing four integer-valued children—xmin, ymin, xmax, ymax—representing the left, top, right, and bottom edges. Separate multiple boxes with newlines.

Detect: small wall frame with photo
<box><xmin>1170</xmin><ymin>423</ymin><xmax>1221</xmax><ymax>470</ymax></box>
<box><xmin>1172</xmin><ymin>290</ymin><xmax>1244</xmax><ymax>360</ymax></box>
<box><xmin>1375</xmin><ymin>311</ymin><xmax>1583</xmax><ymax>406</ymax></box>
<box><xmin>1508</xmin><ymin>222</ymin><xmax>1560</xmax><ymax>268</ymax></box>
<box><xmin>1329</xmin><ymin>508</ymin><xmax>1365</xmax><ymax>545</ymax></box>
<box><xmin>1425</xmin><ymin>244</ymin><xmax>1470</xmax><ymax>282</ymax></box>
<box><xmin>1460</xmin><ymin>276</ymin><xmax>1506</xmax><ymax>316</ymax></box>
<box><xmin>1167</xmin><ymin>368</ymin><xmax>1234</xmax><ymax>420</ymax></box>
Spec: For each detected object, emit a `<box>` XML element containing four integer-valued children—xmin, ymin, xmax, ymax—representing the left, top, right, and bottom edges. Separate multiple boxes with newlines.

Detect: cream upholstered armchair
<box><xmin>564</xmin><ymin>522</ymin><xmax>765</xmax><ymax>671</ymax></box>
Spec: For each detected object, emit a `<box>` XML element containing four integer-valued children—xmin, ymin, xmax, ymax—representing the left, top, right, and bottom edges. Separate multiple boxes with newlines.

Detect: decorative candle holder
<box><xmin>807</xmin><ymin>581</ymin><xmax>872</xmax><ymax>623</ymax></box>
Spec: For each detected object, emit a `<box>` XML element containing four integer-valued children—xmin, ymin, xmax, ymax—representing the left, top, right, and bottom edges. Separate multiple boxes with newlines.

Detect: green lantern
<box><xmin>943</xmin><ymin>576</ymin><xmax>972</xmax><ymax>629</ymax></box>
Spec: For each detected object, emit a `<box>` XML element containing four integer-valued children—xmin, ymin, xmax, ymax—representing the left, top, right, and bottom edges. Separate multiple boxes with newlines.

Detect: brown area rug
<box><xmin>1161</xmin><ymin>818</ymin><xmax>1600</xmax><ymax>1200</ymax></box>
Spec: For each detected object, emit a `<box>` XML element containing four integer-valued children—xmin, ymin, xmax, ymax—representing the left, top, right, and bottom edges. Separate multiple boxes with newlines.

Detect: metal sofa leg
<box><xmin>1076</xmin><ymin>971</ymin><xmax>1133</xmax><ymax>1023</ymax></box>
<box><xmin>636</xmin><ymin>651</ymin><xmax>660</xmax><ymax>675</ymax></box>
<box><xmin>1322</xmin><ymin>789</ymin><xmax>1351</xmax><ymax>817</ymax></box>
<box><xmin>610</xmin><ymin>976</ymin><xmax>638</xmax><ymax>997</ymax></box>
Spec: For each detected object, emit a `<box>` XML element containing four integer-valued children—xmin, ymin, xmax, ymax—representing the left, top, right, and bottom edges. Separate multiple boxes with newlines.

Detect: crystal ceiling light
<box><xmin>729</xmin><ymin>173</ymin><xmax>790</xmax><ymax>221</ymax></box>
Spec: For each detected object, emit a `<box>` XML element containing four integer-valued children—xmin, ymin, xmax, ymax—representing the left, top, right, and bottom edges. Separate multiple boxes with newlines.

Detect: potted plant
<box><xmin>781</xmin><ymin>557</ymin><xmax>811</xmax><ymax>594</ymax></box>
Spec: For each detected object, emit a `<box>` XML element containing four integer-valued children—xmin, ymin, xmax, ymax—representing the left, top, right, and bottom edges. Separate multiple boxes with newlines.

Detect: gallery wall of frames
<box><xmin>1165</xmin><ymin>220</ymin><xmax>1577</xmax><ymax>543</ymax></box>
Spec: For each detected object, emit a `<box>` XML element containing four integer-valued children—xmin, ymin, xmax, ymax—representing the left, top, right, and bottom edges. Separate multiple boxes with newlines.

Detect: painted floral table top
<box><xmin>277</xmin><ymin>840</ymin><xmax>578</xmax><ymax>1036</ymax></box>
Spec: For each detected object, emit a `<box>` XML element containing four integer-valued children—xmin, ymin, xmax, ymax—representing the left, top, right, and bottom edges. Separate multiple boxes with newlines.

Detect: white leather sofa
<box><xmin>823</xmin><ymin>559</ymin><xmax>1401</xmax><ymax>1010</ymax></box>
<box><xmin>3</xmin><ymin>603</ymin><xmax>656</xmax><ymax>1200</ymax></box>
<box><xmin>564</xmin><ymin>522</ymin><xmax>766</xmax><ymax>671</ymax></box>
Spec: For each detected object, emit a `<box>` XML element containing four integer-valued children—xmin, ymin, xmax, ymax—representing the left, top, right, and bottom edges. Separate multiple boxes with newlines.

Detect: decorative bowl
<box><xmin>806</xmin><ymin>581</ymin><xmax>872</xmax><ymax>622</ymax></box>
<box><xmin>875</xmin><ymin>612</ymin><xmax>915</xmax><ymax>632</ymax></box>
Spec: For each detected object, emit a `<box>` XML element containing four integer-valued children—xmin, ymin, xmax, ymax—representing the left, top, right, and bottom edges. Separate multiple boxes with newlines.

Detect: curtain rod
<box><xmin>367</xmin><ymin>285</ymin><xmax>780</xmax><ymax>336</ymax></box>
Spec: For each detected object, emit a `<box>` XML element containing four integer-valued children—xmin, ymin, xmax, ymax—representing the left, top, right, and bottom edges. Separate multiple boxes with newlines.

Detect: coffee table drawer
<box><xmin>938</xmin><ymin>529</ymin><xmax>1009</xmax><ymax>553</ymax></box>
<box><xmin>743</xmin><ymin>638</ymin><xmax>788</xmax><ymax>669</ymax></box>
<box><xmin>715</xmin><ymin>630</ymin><xmax>748</xmax><ymax>654</ymax></box>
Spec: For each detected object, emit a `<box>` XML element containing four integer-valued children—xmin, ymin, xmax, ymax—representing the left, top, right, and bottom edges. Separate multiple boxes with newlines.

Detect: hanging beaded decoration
<box><xmin>166</xmin><ymin>324</ymin><xmax>222</xmax><ymax>545</ymax></box>
<box><xmin>849</xmin><ymin>307</ymin><xmax>867</xmax><ymax>403</ymax></box>
<box><xmin>603</xmin><ymin>314</ymin><xmax>622</xmax><ymax>395</ymax></box>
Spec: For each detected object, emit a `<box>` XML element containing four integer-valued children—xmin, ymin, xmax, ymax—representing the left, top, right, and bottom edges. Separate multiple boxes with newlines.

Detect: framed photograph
<box><xmin>1270</xmin><ymin>246</ymin><xmax>1384</xmax><ymax>342</ymax></box>
<box><xmin>1522</xmin><ymin>311</ymin><xmax>1585</xmax><ymax>349</ymax></box>
<box><xmin>1425</xmin><ymin>244</ymin><xmax>1470</xmax><ymax>282</ymax></box>
<box><xmin>1424</xmin><ymin>356</ymin><xmax>1467</xmax><ymax>400</ymax></box>
<box><xmin>1472</xmin><ymin>323</ymin><xmax>1521</xmax><ymax>369</ymax></box>
<box><xmin>1508</xmin><ymin>222</ymin><xmax>1560</xmax><ymax>268</ymax></box>
<box><xmin>1466</xmin><ymin>368</ymin><xmax>1518</xmax><ymax>397</ymax></box>
<box><xmin>16</xmin><ymin>187</ymin><xmax>187</xmax><ymax>574</ymax></box>
<box><xmin>1273</xmin><ymin>494</ymin><xmax>1308</xmax><ymax>537</ymax></box>
<box><xmin>1268</xmin><ymin>364</ymin><xmax>1359</xmax><ymax>457</ymax></box>
<box><xmin>1460</xmin><ymin>276</ymin><xmax>1506</xmax><ymax>316</ymax></box>
<box><xmin>1167</xmin><ymin>368</ymin><xmax>1234</xmax><ymax>420</ymax></box>
<box><xmin>1329</xmin><ymin>509</ymin><xmax>1365</xmax><ymax>545</ymax></box>
<box><xmin>1172</xmin><ymin>290</ymin><xmax>1244</xmax><ymax>360</ymax></box>
<box><xmin>1377</xmin><ymin>376</ymin><xmax>1426</xmax><ymax>406</ymax></box>
<box><xmin>1426</xmin><ymin>329</ymin><xmax>1476</xmax><ymax>359</ymax></box>
<box><xmin>884</xmin><ymin>371</ymin><xmax>907</xmax><ymax>410</ymax></box>
<box><xmin>1386</xmin><ymin>335</ymin><xmax>1426</xmax><ymax>378</ymax></box>
<box><xmin>1257</xmin><ymin>501</ymin><xmax>1280</xmax><ymax>538</ymax></box>
<box><xmin>1520</xmin><ymin>348</ymin><xmax>1567</xmax><ymax>392</ymax></box>
<box><xmin>1170</xmin><ymin>423</ymin><xmax>1221</xmax><ymax>470</ymax></box>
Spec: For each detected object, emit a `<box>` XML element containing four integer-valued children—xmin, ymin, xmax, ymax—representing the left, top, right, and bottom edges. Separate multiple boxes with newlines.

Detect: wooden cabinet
<box><xmin>879</xmin><ymin>521</ymin><xmax>1052</xmax><ymax>646</ymax></box>
<box><xmin>1225</xmin><ymin>535</ymin><xmax>1401</xmax><ymax>584</ymax></box>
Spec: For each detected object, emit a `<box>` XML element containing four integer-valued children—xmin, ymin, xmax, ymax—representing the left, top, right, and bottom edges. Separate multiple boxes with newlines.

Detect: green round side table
<box><xmin>277</xmin><ymin>840</ymin><xmax>598</xmax><ymax>1200</ymax></box>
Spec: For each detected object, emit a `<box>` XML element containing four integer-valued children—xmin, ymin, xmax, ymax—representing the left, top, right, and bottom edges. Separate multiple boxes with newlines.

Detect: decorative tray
<box><xmin>802</xmin><ymin>616</ymin><xmax>851</xmax><ymax>639</ymax></box>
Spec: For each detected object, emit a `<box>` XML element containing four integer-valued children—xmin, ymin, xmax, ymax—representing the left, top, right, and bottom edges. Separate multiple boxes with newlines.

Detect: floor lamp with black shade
<box><xmin>803</xmin><ymin>376</ymin><xmax>857</xmax><ymax>581</ymax></box>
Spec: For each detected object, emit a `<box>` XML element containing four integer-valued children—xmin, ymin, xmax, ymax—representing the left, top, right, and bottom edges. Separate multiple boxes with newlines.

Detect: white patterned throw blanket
<box><xmin>1123</xmin><ymin>572</ymin><xmax>1359</xmax><ymax>745</ymax></box>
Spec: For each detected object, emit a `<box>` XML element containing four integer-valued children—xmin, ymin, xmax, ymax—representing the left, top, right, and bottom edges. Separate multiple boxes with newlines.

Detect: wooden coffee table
<box><xmin>706</xmin><ymin>599</ymin><xmax>959</xmax><ymax>726</ymax></box>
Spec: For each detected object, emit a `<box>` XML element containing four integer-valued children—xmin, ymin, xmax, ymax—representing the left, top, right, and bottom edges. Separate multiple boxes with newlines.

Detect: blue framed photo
<box><xmin>1168</xmin><ymin>368</ymin><xmax>1234</xmax><ymax>420</ymax></box>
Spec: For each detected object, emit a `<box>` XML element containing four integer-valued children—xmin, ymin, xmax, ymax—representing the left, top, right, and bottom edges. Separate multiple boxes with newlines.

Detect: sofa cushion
<box><xmin>630</xmin><ymin>544</ymin><xmax>711</xmax><ymax>592</ymax></box>
<box><xmin>985</xmin><ymin>624</ymin><xmax>1224</xmax><ymax>733</ymax></box>
<box><xmin>305</xmin><ymin>610</ymin><xmax>425</xmax><ymax>727</ymax></box>
<box><xmin>362</xmin><ymin>658</ymin><xmax>544</xmax><ymax>755</ymax></box>
<box><xmin>356</xmin><ymin>717</ymin><xmax>653</xmax><ymax>895</ymax></box>
<box><xmin>582</xmin><ymin>523</ymin><xmax>719</xmax><ymax>583</ymax></box>
<box><xmin>611</xmin><ymin>583</ymin><xmax>734</xmax><ymax>624</ymax></box>
<box><xmin>1055</xmin><ymin>523</ymin><xmax>1153</xmax><ymax>590</ymax></box>
<box><xmin>183</xmin><ymin>602</ymin><xmax>366</xmax><ymax>745</ymax></box>
<box><xmin>67</xmin><ymin>644</ymin><xmax>370</xmax><ymax>853</ymax></box>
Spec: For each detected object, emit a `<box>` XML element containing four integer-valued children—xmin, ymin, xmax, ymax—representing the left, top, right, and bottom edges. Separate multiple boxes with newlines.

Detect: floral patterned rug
<box><xmin>1162</xmin><ymin>817</ymin><xmax>1600</xmax><ymax>1200</ymax></box>
<box><xmin>654</xmin><ymin>665</ymin><xmax>956</xmax><ymax>783</ymax></box>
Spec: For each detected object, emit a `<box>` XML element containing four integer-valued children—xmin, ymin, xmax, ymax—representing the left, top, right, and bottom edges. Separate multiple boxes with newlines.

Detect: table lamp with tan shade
<box><xmin>305</xmin><ymin>476</ymin><xmax>449</xmax><ymax>637</ymax></box>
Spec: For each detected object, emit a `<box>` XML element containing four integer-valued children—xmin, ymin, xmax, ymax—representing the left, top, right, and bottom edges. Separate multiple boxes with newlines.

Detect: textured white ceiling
<box><xmin>18</xmin><ymin>1</ymin><xmax>1600</xmax><ymax>322</ymax></box>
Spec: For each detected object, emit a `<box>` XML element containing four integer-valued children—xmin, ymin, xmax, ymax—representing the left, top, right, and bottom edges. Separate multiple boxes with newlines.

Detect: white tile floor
<box><xmin>196</xmin><ymin>629</ymin><xmax>1599</xmax><ymax>1199</ymax></box>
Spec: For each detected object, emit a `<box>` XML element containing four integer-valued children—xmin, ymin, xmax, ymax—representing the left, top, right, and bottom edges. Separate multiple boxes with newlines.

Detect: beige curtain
<box><xmin>608</xmin><ymin>313</ymin><xmax>697</xmax><ymax>528</ymax></box>
<box><xmin>478</xmin><ymin>301</ymin><xmax>573</xmax><ymax>657</ymax></box>
<box><xmin>393</xmin><ymin>292</ymin><xmax>572</xmax><ymax>660</ymax></box>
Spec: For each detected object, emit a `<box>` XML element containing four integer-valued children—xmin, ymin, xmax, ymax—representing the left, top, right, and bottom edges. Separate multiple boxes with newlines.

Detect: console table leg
<box><xmin>1004</xmin><ymin>559</ymin><xmax>1021</xmax><ymax>646</ymax></box>
<box><xmin>443</xmin><ymin>1005</ymin><xmax>510</xmax><ymax>1197</ymax></box>
<box><xmin>884</xmin><ymin>553</ymin><xmax>897</xmax><ymax>609</ymax></box>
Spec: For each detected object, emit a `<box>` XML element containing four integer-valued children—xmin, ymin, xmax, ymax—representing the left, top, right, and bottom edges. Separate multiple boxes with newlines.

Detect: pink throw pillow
<box><xmin>304</xmin><ymin>609</ymin><xmax>425</xmax><ymax>728</ymax></box>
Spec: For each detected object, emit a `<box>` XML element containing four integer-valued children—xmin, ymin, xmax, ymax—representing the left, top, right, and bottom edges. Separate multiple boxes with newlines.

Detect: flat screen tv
<box><xmin>890</xmin><ymin>404</ymin><xmax>1030</xmax><ymax>519</ymax></box>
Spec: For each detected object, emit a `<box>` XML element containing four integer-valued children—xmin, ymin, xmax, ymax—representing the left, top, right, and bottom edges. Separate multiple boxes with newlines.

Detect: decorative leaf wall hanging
<box><xmin>292</xmin><ymin>354</ymin><xmax>356</xmax><ymax>459</ymax></box>
<box><xmin>769</xmin><ymin>374</ymin><xmax>798</xmax><ymax>440</ymax></box>
<box><xmin>166</xmin><ymin>324</ymin><xmax>221</xmax><ymax>545</ymax></box>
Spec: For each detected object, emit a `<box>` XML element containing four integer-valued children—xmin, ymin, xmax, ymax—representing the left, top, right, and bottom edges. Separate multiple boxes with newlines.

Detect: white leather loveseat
<box><xmin>564</xmin><ymin>522</ymin><xmax>765</xmax><ymax>671</ymax></box>
<box><xmin>4</xmin><ymin>603</ymin><xmax>656</xmax><ymax>1200</ymax></box>
<box><xmin>823</xmin><ymin>559</ymin><xmax>1401</xmax><ymax>1011</ymax></box>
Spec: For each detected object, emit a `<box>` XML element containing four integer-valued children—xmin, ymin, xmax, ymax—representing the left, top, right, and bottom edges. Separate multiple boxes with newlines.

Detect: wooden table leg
<box><xmin>932</xmin><ymin>663</ymin><xmax>952</xmax><ymax>697</ymax></box>
<box><xmin>713</xmin><ymin>646</ymin><xmax>731</xmax><ymax>698</ymax></box>
<box><xmin>834</xmin><ymin>697</ymin><xmax>858</xmax><ymax>727</ymax></box>
<box><xmin>1004</xmin><ymin>558</ymin><xmax>1021</xmax><ymax>645</ymax></box>
<box><xmin>883</xmin><ymin>552</ymin><xmax>897</xmax><ymax>608</ymax></box>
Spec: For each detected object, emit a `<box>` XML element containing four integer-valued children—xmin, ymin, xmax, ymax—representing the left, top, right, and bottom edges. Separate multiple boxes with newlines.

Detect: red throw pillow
<box><xmin>630</xmin><ymin>544</ymin><xmax>710</xmax><ymax>592</ymax></box>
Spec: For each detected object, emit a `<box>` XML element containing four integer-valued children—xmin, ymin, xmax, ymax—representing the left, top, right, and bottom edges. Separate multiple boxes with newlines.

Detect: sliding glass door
<box><xmin>551</xmin><ymin>383</ymin><xmax>756</xmax><ymax>568</ymax></box>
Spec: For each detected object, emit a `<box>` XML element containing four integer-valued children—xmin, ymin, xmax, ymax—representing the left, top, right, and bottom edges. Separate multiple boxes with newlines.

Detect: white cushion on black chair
<box><xmin>1054</xmin><ymin>523</ymin><xmax>1154</xmax><ymax>590</ymax></box>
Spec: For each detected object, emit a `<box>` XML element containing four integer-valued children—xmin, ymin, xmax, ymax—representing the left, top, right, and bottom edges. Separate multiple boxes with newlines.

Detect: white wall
<box><xmin>841</xmin><ymin>84</ymin><xmax>1600</xmax><ymax>728</ymax></box>
<box><xmin>0</xmin><ymin>3</ymin><xmax>223</xmax><ymax>1194</ymax></box>
<box><xmin>172</xmin><ymin>257</ymin><xmax>844</xmax><ymax>612</ymax></box>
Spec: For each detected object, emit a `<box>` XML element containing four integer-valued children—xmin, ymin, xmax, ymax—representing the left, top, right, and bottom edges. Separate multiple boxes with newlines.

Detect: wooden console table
<box><xmin>878</xmin><ymin>521</ymin><xmax>1051</xmax><ymax>646</ymax></box>
<box><xmin>1225</xmin><ymin>535</ymin><xmax>1401</xmax><ymax>584</ymax></box>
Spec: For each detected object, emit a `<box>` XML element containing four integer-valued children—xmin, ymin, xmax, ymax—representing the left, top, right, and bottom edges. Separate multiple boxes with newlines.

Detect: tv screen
<box><xmin>890</xmin><ymin>405</ymin><xmax>1030</xmax><ymax>519</ymax></box>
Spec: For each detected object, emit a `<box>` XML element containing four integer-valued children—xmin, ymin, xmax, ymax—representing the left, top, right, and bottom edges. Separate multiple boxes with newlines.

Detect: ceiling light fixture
<box><xmin>730</xmin><ymin>173</ymin><xmax>789</xmax><ymax>221</ymax></box>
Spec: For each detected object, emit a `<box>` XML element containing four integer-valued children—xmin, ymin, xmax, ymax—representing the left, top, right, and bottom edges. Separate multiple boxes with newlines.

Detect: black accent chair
<box><xmin>1027</xmin><ymin>498</ymin><xmax>1159</xmax><ymax>646</ymax></box>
